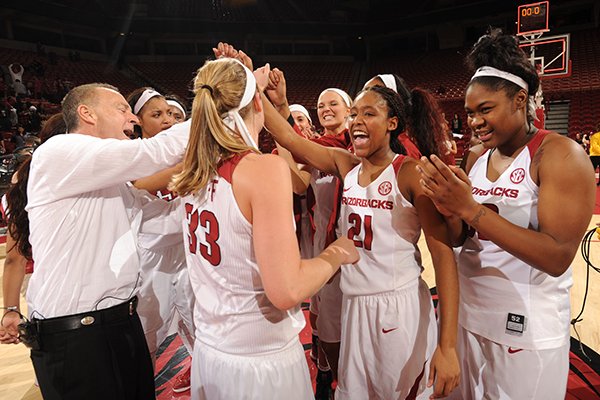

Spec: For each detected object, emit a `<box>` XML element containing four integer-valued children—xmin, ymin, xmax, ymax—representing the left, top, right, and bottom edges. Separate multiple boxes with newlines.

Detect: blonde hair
<box><xmin>170</xmin><ymin>58</ymin><xmax>259</xmax><ymax>196</ymax></box>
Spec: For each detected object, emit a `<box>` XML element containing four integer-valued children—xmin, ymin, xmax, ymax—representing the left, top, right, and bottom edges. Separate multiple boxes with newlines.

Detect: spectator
<box><xmin>451</xmin><ymin>113</ymin><xmax>462</xmax><ymax>135</ymax></box>
<box><xmin>8</xmin><ymin>64</ymin><xmax>24</xmax><ymax>85</ymax></box>
<box><xmin>13</xmin><ymin>80</ymin><xmax>28</xmax><ymax>97</ymax></box>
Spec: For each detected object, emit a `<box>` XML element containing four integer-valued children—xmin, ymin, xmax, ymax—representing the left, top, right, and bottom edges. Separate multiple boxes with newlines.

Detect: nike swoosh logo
<box><xmin>382</xmin><ymin>328</ymin><xmax>398</xmax><ymax>334</ymax></box>
<box><xmin>343</xmin><ymin>187</ymin><xmax>353</xmax><ymax>192</ymax></box>
<box><xmin>507</xmin><ymin>347</ymin><xmax>523</xmax><ymax>354</ymax></box>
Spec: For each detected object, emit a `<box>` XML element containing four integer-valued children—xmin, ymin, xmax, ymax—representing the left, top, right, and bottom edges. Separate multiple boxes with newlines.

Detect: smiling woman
<box><xmin>417</xmin><ymin>28</ymin><xmax>596</xmax><ymax>400</ymax></box>
<box><xmin>263</xmin><ymin>84</ymin><xmax>460</xmax><ymax>399</ymax></box>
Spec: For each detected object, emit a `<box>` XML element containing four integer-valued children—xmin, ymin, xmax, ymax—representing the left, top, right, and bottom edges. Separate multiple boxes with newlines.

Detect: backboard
<box><xmin>519</xmin><ymin>34</ymin><xmax>571</xmax><ymax>77</ymax></box>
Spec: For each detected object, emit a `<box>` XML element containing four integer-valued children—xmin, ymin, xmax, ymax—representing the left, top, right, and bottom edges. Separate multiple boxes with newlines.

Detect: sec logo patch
<box><xmin>510</xmin><ymin>168</ymin><xmax>525</xmax><ymax>184</ymax></box>
<box><xmin>378</xmin><ymin>181</ymin><xmax>392</xmax><ymax>195</ymax></box>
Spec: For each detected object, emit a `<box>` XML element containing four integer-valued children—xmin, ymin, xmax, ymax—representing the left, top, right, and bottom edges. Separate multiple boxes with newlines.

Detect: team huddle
<box><xmin>0</xmin><ymin>29</ymin><xmax>595</xmax><ymax>400</ymax></box>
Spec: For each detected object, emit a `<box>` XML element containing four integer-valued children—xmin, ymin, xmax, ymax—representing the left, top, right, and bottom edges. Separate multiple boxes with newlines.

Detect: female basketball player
<box><xmin>266</xmin><ymin>66</ymin><xmax>352</xmax><ymax>390</ymax></box>
<box><xmin>417</xmin><ymin>29</ymin><xmax>595</xmax><ymax>399</ymax></box>
<box><xmin>127</xmin><ymin>87</ymin><xmax>195</xmax><ymax>393</ymax></box>
<box><xmin>169</xmin><ymin>57</ymin><xmax>358</xmax><ymax>400</ymax></box>
<box><xmin>165</xmin><ymin>94</ymin><xmax>188</xmax><ymax>123</ymax></box>
<box><xmin>363</xmin><ymin>73</ymin><xmax>448</xmax><ymax>162</ymax></box>
<box><xmin>263</xmin><ymin>84</ymin><xmax>460</xmax><ymax>399</ymax></box>
<box><xmin>126</xmin><ymin>87</ymin><xmax>175</xmax><ymax>138</ymax></box>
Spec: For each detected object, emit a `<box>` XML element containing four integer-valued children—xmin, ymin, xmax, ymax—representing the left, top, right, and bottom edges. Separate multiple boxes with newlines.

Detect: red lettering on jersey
<box><xmin>341</xmin><ymin>196</ymin><xmax>394</xmax><ymax>210</ymax></box>
<box><xmin>472</xmin><ymin>186</ymin><xmax>519</xmax><ymax>199</ymax></box>
<box><xmin>209</xmin><ymin>179</ymin><xmax>218</xmax><ymax>202</ymax></box>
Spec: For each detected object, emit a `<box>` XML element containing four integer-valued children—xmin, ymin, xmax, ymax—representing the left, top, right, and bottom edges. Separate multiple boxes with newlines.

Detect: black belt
<box><xmin>34</xmin><ymin>297</ymin><xmax>138</xmax><ymax>336</ymax></box>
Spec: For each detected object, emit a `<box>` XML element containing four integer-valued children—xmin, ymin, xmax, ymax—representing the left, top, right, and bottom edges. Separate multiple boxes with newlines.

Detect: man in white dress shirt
<box><xmin>22</xmin><ymin>83</ymin><xmax>189</xmax><ymax>400</ymax></box>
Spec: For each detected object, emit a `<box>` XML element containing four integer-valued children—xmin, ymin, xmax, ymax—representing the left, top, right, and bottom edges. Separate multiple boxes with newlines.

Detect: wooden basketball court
<box><xmin>1</xmin><ymin>213</ymin><xmax>600</xmax><ymax>399</ymax></box>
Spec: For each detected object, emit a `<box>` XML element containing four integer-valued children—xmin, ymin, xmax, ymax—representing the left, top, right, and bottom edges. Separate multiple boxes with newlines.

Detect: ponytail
<box><xmin>407</xmin><ymin>88</ymin><xmax>447</xmax><ymax>160</ymax></box>
<box><xmin>170</xmin><ymin>58</ymin><xmax>258</xmax><ymax>197</ymax></box>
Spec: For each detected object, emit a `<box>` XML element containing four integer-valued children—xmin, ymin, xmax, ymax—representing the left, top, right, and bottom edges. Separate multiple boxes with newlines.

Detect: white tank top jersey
<box><xmin>310</xmin><ymin>169</ymin><xmax>337</xmax><ymax>256</ymax></box>
<box><xmin>458</xmin><ymin>130</ymin><xmax>572</xmax><ymax>350</ymax></box>
<box><xmin>339</xmin><ymin>155</ymin><xmax>422</xmax><ymax>296</ymax></box>
<box><xmin>183</xmin><ymin>153</ymin><xmax>305</xmax><ymax>355</ymax></box>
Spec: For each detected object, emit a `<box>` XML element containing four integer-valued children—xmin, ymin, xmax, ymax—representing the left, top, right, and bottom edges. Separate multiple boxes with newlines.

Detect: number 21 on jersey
<box><xmin>185</xmin><ymin>203</ymin><xmax>222</xmax><ymax>266</ymax></box>
<box><xmin>347</xmin><ymin>213</ymin><xmax>373</xmax><ymax>250</ymax></box>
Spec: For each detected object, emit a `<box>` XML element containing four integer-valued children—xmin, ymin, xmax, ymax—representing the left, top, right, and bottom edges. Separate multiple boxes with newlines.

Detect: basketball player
<box><xmin>263</xmin><ymin>84</ymin><xmax>460</xmax><ymax>399</ymax></box>
<box><xmin>127</xmin><ymin>87</ymin><xmax>195</xmax><ymax>393</ymax></box>
<box><xmin>169</xmin><ymin>57</ymin><xmax>358</xmax><ymax>400</ymax></box>
<box><xmin>126</xmin><ymin>87</ymin><xmax>175</xmax><ymax>139</ymax></box>
<box><xmin>266</xmin><ymin>67</ymin><xmax>352</xmax><ymax>392</ymax></box>
<box><xmin>417</xmin><ymin>29</ymin><xmax>595</xmax><ymax>399</ymax></box>
<box><xmin>165</xmin><ymin>94</ymin><xmax>188</xmax><ymax>124</ymax></box>
<box><xmin>363</xmin><ymin>73</ymin><xmax>448</xmax><ymax>162</ymax></box>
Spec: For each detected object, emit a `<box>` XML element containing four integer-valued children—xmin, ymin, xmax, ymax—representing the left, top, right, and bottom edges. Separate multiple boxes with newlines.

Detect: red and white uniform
<box><xmin>450</xmin><ymin>130</ymin><xmax>570</xmax><ymax>399</ymax></box>
<box><xmin>336</xmin><ymin>155</ymin><xmax>436</xmax><ymax>399</ymax></box>
<box><xmin>183</xmin><ymin>154</ymin><xmax>312</xmax><ymax>400</ymax></box>
<box><xmin>309</xmin><ymin>130</ymin><xmax>352</xmax><ymax>343</ymax></box>
<box><xmin>137</xmin><ymin>189</ymin><xmax>195</xmax><ymax>360</ymax></box>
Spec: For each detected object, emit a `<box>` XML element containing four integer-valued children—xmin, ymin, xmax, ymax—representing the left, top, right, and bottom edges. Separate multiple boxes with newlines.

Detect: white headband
<box><xmin>218</xmin><ymin>58</ymin><xmax>259</xmax><ymax>150</ymax></box>
<box><xmin>377</xmin><ymin>74</ymin><xmax>398</xmax><ymax>93</ymax></box>
<box><xmin>289</xmin><ymin>104</ymin><xmax>312</xmax><ymax>124</ymax></box>
<box><xmin>166</xmin><ymin>99</ymin><xmax>186</xmax><ymax>118</ymax></box>
<box><xmin>471</xmin><ymin>66</ymin><xmax>529</xmax><ymax>92</ymax></box>
<box><xmin>319</xmin><ymin>88</ymin><xmax>352</xmax><ymax>108</ymax></box>
<box><xmin>133</xmin><ymin>88</ymin><xmax>162</xmax><ymax>114</ymax></box>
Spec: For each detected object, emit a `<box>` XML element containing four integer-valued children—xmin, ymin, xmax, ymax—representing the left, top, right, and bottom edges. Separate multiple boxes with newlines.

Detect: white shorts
<box><xmin>336</xmin><ymin>278</ymin><xmax>437</xmax><ymax>400</ymax></box>
<box><xmin>447</xmin><ymin>326</ymin><xmax>569</xmax><ymax>400</ymax></box>
<box><xmin>191</xmin><ymin>339</ymin><xmax>313</xmax><ymax>400</ymax></box>
<box><xmin>138</xmin><ymin>261</ymin><xmax>195</xmax><ymax>358</ymax></box>
<box><xmin>316</xmin><ymin>272</ymin><xmax>343</xmax><ymax>343</ymax></box>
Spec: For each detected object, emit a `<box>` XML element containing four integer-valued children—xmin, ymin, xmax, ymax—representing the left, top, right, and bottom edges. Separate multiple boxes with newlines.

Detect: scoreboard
<box><xmin>517</xmin><ymin>1</ymin><xmax>549</xmax><ymax>36</ymax></box>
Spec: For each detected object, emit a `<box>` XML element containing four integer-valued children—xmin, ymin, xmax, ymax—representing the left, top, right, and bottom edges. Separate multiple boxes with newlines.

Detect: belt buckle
<box><xmin>81</xmin><ymin>316</ymin><xmax>95</xmax><ymax>326</ymax></box>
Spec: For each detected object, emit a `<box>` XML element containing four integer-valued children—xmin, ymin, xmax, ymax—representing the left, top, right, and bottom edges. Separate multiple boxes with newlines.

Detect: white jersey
<box><xmin>26</xmin><ymin>121</ymin><xmax>189</xmax><ymax>319</ymax></box>
<box><xmin>310</xmin><ymin>169</ymin><xmax>337</xmax><ymax>255</ymax></box>
<box><xmin>183</xmin><ymin>154</ymin><xmax>305</xmax><ymax>355</ymax></box>
<box><xmin>339</xmin><ymin>155</ymin><xmax>422</xmax><ymax>296</ymax></box>
<box><xmin>458</xmin><ymin>130</ymin><xmax>572</xmax><ymax>350</ymax></box>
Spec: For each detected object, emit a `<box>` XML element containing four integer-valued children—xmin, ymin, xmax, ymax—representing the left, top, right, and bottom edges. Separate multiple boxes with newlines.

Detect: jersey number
<box><xmin>185</xmin><ymin>203</ymin><xmax>222</xmax><ymax>266</ymax></box>
<box><xmin>347</xmin><ymin>213</ymin><xmax>373</xmax><ymax>250</ymax></box>
<box><xmin>467</xmin><ymin>203</ymin><xmax>499</xmax><ymax>241</ymax></box>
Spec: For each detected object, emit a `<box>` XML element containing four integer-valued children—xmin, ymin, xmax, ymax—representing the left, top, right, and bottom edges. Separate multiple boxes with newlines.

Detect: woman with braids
<box><xmin>263</xmin><ymin>83</ymin><xmax>460</xmax><ymax>399</ymax></box>
<box><xmin>170</xmin><ymin>57</ymin><xmax>358</xmax><ymax>400</ymax></box>
<box><xmin>363</xmin><ymin>73</ymin><xmax>450</xmax><ymax>163</ymax></box>
<box><xmin>418</xmin><ymin>29</ymin><xmax>594</xmax><ymax>399</ymax></box>
<box><xmin>0</xmin><ymin>113</ymin><xmax>66</xmax><ymax>345</ymax></box>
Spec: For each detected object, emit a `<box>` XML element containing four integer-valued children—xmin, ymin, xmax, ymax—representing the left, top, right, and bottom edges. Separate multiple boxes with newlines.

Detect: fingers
<box><xmin>427</xmin><ymin>363</ymin><xmax>435</xmax><ymax>388</ymax></box>
<box><xmin>237</xmin><ymin>50</ymin><xmax>253</xmax><ymax>70</ymax></box>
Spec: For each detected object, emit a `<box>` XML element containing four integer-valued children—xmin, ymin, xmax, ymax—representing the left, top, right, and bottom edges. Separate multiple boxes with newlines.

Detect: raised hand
<box><xmin>253</xmin><ymin>64</ymin><xmax>271</xmax><ymax>93</ymax></box>
<box><xmin>265</xmin><ymin>68</ymin><xmax>288</xmax><ymax>109</ymax></box>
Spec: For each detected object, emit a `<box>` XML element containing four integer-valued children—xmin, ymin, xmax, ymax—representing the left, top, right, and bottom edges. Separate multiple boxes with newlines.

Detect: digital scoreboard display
<box><xmin>517</xmin><ymin>1</ymin><xmax>549</xmax><ymax>36</ymax></box>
